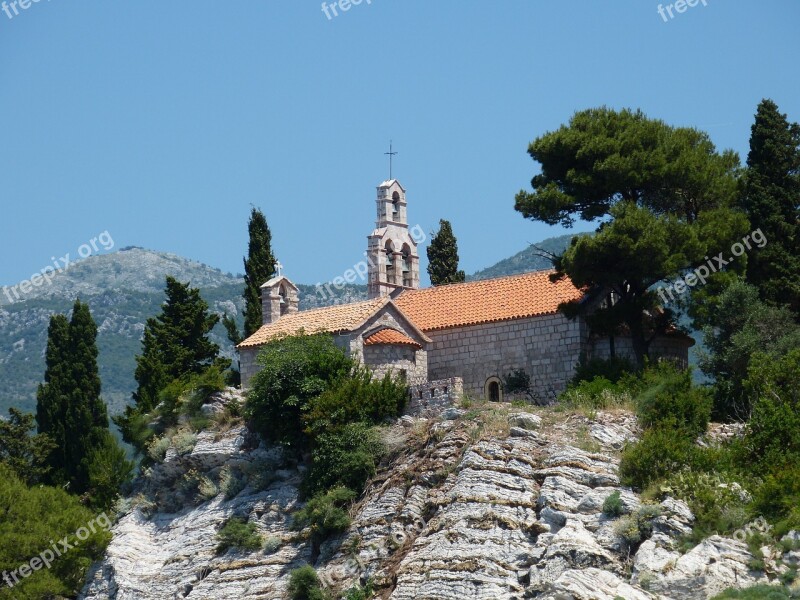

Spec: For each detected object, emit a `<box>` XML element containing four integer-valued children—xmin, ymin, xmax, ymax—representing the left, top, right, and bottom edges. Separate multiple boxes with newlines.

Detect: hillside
<box><xmin>0</xmin><ymin>248</ymin><xmax>366</xmax><ymax>416</ymax></box>
<box><xmin>79</xmin><ymin>393</ymin><xmax>792</xmax><ymax>600</ymax></box>
<box><xmin>469</xmin><ymin>233</ymin><xmax>576</xmax><ymax>281</ymax></box>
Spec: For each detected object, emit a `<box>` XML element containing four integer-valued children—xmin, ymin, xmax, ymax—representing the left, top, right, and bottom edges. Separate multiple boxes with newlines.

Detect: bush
<box><xmin>305</xmin><ymin>369</ymin><xmax>408</xmax><ymax>436</ymax></box>
<box><xmin>741</xmin><ymin>350</ymin><xmax>800</xmax><ymax>470</ymax></box>
<box><xmin>561</xmin><ymin>376</ymin><xmax>632</xmax><ymax>410</ymax></box>
<box><xmin>620</xmin><ymin>427</ymin><xmax>703</xmax><ymax>490</ymax></box>
<box><xmin>288</xmin><ymin>565</ymin><xmax>329</xmax><ymax>600</ymax></box>
<box><xmin>752</xmin><ymin>464</ymin><xmax>800</xmax><ymax>537</ymax></box>
<box><xmin>654</xmin><ymin>469</ymin><xmax>752</xmax><ymax>542</ymax></box>
<box><xmin>613</xmin><ymin>504</ymin><xmax>662</xmax><ymax>547</ymax></box>
<box><xmin>84</xmin><ymin>430</ymin><xmax>134</xmax><ymax>510</ymax></box>
<box><xmin>711</xmin><ymin>585</ymin><xmax>799</xmax><ymax>599</ymax></box>
<box><xmin>245</xmin><ymin>334</ymin><xmax>354</xmax><ymax>449</ymax></box>
<box><xmin>634</xmin><ymin>363</ymin><xmax>712</xmax><ymax>437</ymax></box>
<box><xmin>304</xmin><ymin>423</ymin><xmax>384</xmax><ymax>497</ymax></box>
<box><xmin>293</xmin><ymin>487</ymin><xmax>356</xmax><ymax>542</ymax></box>
<box><xmin>0</xmin><ymin>465</ymin><xmax>112</xmax><ymax>599</ymax></box>
<box><xmin>344</xmin><ymin>581</ymin><xmax>375</xmax><ymax>600</ymax></box>
<box><xmin>602</xmin><ymin>491</ymin><xmax>625</xmax><ymax>517</ymax></box>
<box><xmin>216</xmin><ymin>517</ymin><xmax>263</xmax><ymax>555</ymax></box>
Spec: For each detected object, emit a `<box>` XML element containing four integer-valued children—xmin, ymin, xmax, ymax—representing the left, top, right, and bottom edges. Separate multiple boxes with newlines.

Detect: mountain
<box><xmin>0</xmin><ymin>234</ymin><xmax>602</xmax><ymax>418</ymax></box>
<box><xmin>0</xmin><ymin>248</ymin><xmax>366</xmax><ymax>417</ymax></box>
<box><xmin>469</xmin><ymin>234</ymin><xmax>575</xmax><ymax>280</ymax></box>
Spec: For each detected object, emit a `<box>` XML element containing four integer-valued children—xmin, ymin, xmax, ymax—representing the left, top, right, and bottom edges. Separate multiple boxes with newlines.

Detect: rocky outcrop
<box><xmin>80</xmin><ymin>403</ymin><xmax>785</xmax><ymax>600</ymax></box>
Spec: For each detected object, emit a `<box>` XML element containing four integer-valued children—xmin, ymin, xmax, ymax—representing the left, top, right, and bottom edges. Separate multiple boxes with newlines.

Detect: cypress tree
<box><xmin>741</xmin><ymin>99</ymin><xmax>800</xmax><ymax>316</ymax></box>
<box><xmin>427</xmin><ymin>219</ymin><xmax>466</xmax><ymax>286</ymax></box>
<box><xmin>243</xmin><ymin>208</ymin><xmax>276</xmax><ymax>337</ymax></box>
<box><xmin>36</xmin><ymin>313</ymin><xmax>71</xmax><ymax>483</ymax></box>
<box><xmin>65</xmin><ymin>300</ymin><xmax>109</xmax><ymax>491</ymax></box>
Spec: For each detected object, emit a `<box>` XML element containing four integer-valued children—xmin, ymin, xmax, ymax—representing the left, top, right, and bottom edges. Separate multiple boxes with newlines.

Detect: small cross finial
<box><xmin>275</xmin><ymin>260</ymin><xmax>283</xmax><ymax>277</ymax></box>
<box><xmin>384</xmin><ymin>140</ymin><xmax>398</xmax><ymax>180</ymax></box>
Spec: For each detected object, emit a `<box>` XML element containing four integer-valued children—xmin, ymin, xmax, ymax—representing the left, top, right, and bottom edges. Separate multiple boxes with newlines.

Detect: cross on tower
<box><xmin>274</xmin><ymin>260</ymin><xmax>283</xmax><ymax>277</ymax></box>
<box><xmin>384</xmin><ymin>141</ymin><xmax>398</xmax><ymax>180</ymax></box>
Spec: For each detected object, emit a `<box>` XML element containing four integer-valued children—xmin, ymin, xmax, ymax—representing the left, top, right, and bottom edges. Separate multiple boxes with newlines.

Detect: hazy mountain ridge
<box><xmin>0</xmin><ymin>239</ymin><xmax>571</xmax><ymax>417</ymax></box>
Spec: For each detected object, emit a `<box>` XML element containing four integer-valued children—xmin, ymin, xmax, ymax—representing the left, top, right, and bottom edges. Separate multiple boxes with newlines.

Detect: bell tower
<box><xmin>366</xmin><ymin>179</ymin><xmax>420</xmax><ymax>298</ymax></box>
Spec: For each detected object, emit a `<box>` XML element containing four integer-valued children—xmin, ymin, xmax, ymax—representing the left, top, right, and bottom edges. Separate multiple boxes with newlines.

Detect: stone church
<box><xmin>238</xmin><ymin>179</ymin><xmax>693</xmax><ymax>401</ymax></box>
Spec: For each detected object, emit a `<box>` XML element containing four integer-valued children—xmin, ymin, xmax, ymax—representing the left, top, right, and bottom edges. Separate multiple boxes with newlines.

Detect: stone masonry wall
<box><xmin>426</xmin><ymin>313</ymin><xmax>586</xmax><ymax>401</ymax></box>
<box><xmin>239</xmin><ymin>347</ymin><xmax>259</xmax><ymax>390</ymax></box>
<box><xmin>405</xmin><ymin>377</ymin><xmax>463</xmax><ymax>417</ymax></box>
<box><xmin>589</xmin><ymin>334</ymin><xmax>693</xmax><ymax>368</ymax></box>
<box><xmin>363</xmin><ymin>344</ymin><xmax>428</xmax><ymax>382</ymax></box>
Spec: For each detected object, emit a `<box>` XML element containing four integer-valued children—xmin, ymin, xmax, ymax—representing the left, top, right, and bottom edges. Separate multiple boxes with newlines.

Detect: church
<box><xmin>237</xmin><ymin>179</ymin><xmax>693</xmax><ymax>402</ymax></box>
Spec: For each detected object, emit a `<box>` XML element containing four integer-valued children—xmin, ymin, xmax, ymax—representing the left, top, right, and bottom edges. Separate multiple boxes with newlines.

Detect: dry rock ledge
<box><xmin>81</xmin><ymin>395</ymin><xmax>778</xmax><ymax>600</ymax></box>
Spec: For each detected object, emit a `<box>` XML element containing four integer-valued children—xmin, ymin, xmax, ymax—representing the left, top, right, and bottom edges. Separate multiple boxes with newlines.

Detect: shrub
<box><xmin>752</xmin><ymin>464</ymin><xmax>800</xmax><ymax>537</ymax></box>
<box><xmin>147</xmin><ymin>435</ymin><xmax>172</xmax><ymax>462</ymax></box>
<box><xmin>288</xmin><ymin>565</ymin><xmax>329</xmax><ymax>600</ymax></box>
<box><xmin>219</xmin><ymin>465</ymin><xmax>247</xmax><ymax>500</ymax></box>
<box><xmin>620</xmin><ymin>427</ymin><xmax>702</xmax><ymax>490</ymax></box>
<box><xmin>561</xmin><ymin>376</ymin><xmax>632</xmax><ymax>410</ymax></box>
<box><xmin>603</xmin><ymin>491</ymin><xmax>625</xmax><ymax>517</ymax></box>
<box><xmin>0</xmin><ymin>465</ymin><xmax>112</xmax><ymax>599</ymax></box>
<box><xmin>293</xmin><ymin>487</ymin><xmax>356</xmax><ymax>542</ymax></box>
<box><xmin>303</xmin><ymin>424</ymin><xmax>384</xmax><ymax>497</ymax></box>
<box><xmin>655</xmin><ymin>469</ymin><xmax>752</xmax><ymax>542</ymax></box>
<box><xmin>344</xmin><ymin>581</ymin><xmax>375</xmax><ymax>600</ymax></box>
<box><xmin>741</xmin><ymin>350</ymin><xmax>800</xmax><ymax>470</ymax></box>
<box><xmin>613</xmin><ymin>504</ymin><xmax>662</xmax><ymax>546</ymax></box>
<box><xmin>634</xmin><ymin>363</ymin><xmax>712</xmax><ymax>437</ymax></box>
<box><xmin>245</xmin><ymin>334</ymin><xmax>354</xmax><ymax>449</ymax></box>
<box><xmin>711</xmin><ymin>585</ymin><xmax>799</xmax><ymax>599</ymax></box>
<box><xmin>216</xmin><ymin>517</ymin><xmax>263</xmax><ymax>555</ymax></box>
<box><xmin>305</xmin><ymin>369</ymin><xmax>408</xmax><ymax>436</ymax></box>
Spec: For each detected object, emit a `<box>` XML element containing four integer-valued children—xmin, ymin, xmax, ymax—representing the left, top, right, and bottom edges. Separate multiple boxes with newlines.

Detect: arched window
<box><xmin>279</xmin><ymin>283</ymin><xmax>289</xmax><ymax>315</ymax></box>
<box><xmin>485</xmin><ymin>377</ymin><xmax>503</xmax><ymax>402</ymax></box>
<box><xmin>385</xmin><ymin>241</ymin><xmax>395</xmax><ymax>283</ymax></box>
<box><xmin>391</xmin><ymin>191</ymin><xmax>400</xmax><ymax>220</ymax></box>
<box><xmin>401</xmin><ymin>244</ymin><xmax>412</xmax><ymax>287</ymax></box>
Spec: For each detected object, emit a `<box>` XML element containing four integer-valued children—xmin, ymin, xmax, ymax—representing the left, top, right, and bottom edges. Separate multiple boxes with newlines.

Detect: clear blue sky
<box><xmin>1</xmin><ymin>0</ymin><xmax>798</xmax><ymax>288</ymax></box>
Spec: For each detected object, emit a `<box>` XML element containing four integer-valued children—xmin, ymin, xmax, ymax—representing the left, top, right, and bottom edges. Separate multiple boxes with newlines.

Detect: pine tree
<box><xmin>741</xmin><ymin>99</ymin><xmax>800</xmax><ymax>316</ymax></box>
<box><xmin>36</xmin><ymin>314</ymin><xmax>71</xmax><ymax>483</ymax></box>
<box><xmin>243</xmin><ymin>208</ymin><xmax>276</xmax><ymax>337</ymax></box>
<box><xmin>130</xmin><ymin>277</ymin><xmax>227</xmax><ymax>414</ymax></box>
<box><xmin>0</xmin><ymin>408</ymin><xmax>56</xmax><ymax>485</ymax></box>
<box><xmin>427</xmin><ymin>219</ymin><xmax>466</xmax><ymax>286</ymax></box>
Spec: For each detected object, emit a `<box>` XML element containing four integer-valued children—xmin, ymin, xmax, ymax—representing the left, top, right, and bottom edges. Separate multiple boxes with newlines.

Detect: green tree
<box><xmin>427</xmin><ymin>219</ymin><xmax>465</xmax><ymax>285</ymax></box>
<box><xmin>515</xmin><ymin>107</ymin><xmax>747</xmax><ymax>367</ymax></box>
<box><xmin>243</xmin><ymin>208</ymin><xmax>277</xmax><ymax>338</ymax></box>
<box><xmin>130</xmin><ymin>277</ymin><xmax>227</xmax><ymax>414</ymax></box>
<box><xmin>700</xmin><ymin>281</ymin><xmax>800</xmax><ymax>420</ymax></box>
<box><xmin>118</xmin><ymin>277</ymin><xmax>229</xmax><ymax>448</ymax></box>
<box><xmin>740</xmin><ymin>99</ymin><xmax>800</xmax><ymax>315</ymax></box>
<box><xmin>35</xmin><ymin>314</ymin><xmax>71</xmax><ymax>482</ymax></box>
<box><xmin>0</xmin><ymin>464</ymin><xmax>111</xmax><ymax>600</ymax></box>
<box><xmin>64</xmin><ymin>300</ymin><xmax>110</xmax><ymax>492</ymax></box>
<box><xmin>244</xmin><ymin>334</ymin><xmax>354</xmax><ymax>449</ymax></box>
<box><xmin>0</xmin><ymin>409</ymin><xmax>55</xmax><ymax>486</ymax></box>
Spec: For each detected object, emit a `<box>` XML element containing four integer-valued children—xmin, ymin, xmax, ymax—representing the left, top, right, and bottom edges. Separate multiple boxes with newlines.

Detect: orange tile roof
<box><xmin>364</xmin><ymin>328</ymin><xmax>422</xmax><ymax>349</ymax></box>
<box><xmin>394</xmin><ymin>270</ymin><xmax>584</xmax><ymax>332</ymax></box>
<box><xmin>238</xmin><ymin>297</ymin><xmax>389</xmax><ymax>348</ymax></box>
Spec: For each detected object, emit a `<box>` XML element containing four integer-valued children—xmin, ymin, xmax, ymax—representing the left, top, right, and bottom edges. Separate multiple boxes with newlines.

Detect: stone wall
<box><xmin>426</xmin><ymin>313</ymin><xmax>586</xmax><ymax>401</ymax></box>
<box><xmin>405</xmin><ymin>377</ymin><xmax>463</xmax><ymax>417</ymax></box>
<box><xmin>363</xmin><ymin>344</ymin><xmax>428</xmax><ymax>382</ymax></box>
<box><xmin>239</xmin><ymin>347</ymin><xmax>259</xmax><ymax>390</ymax></box>
<box><xmin>589</xmin><ymin>334</ymin><xmax>694</xmax><ymax>367</ymax></box>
